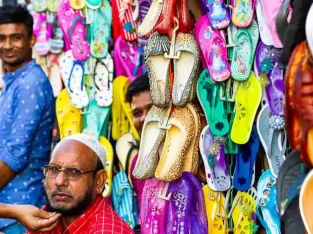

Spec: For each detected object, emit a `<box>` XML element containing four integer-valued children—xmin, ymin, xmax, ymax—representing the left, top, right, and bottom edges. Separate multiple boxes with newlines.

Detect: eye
<box><xmin>12</xmin><ymin>35</ymin><xmax>22</xmax><ymax>41</ymax></box>
<box><xmin>69</xmin><ymin>168</ymin><xmax>82</xmax><ymax>175</ymax></box>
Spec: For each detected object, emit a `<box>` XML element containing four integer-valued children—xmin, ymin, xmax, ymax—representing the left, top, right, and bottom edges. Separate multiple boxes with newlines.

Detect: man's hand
<box><xmin>12</xmin><ymin>205</ymin><xmax>61</xmax><ymax>232</ymax></box>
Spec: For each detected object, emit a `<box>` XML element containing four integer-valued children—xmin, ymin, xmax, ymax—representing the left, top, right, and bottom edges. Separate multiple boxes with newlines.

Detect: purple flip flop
<box><xmin>255</xmin><ymin>41</ymin><xmax>284</xmax><ymax>115</ymax></box>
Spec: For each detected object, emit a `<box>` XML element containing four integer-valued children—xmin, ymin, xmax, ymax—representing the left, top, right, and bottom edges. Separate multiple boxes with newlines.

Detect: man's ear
<box><xmin>95</xmin><ymin>170</ymin><xmax>107</xmax><ymax>194</ymax></box>
<box><xmin>30</xmin><ymin>34</ymin><xmax>36</xmax><ymax>48</ymax></box>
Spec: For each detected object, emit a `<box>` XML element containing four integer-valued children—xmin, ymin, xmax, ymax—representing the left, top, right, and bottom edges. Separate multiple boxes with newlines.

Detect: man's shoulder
<box><xmin>23</xmin><ymin>63</ymin><xmax>49</xmax><ymax>85</ymax></box>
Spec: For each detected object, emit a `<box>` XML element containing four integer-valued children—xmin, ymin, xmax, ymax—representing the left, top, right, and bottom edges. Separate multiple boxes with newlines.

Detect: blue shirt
<box><xmin>0</xmin><ymin>60</ymin><xmax>55</xmax><ymax>229</ymax></box>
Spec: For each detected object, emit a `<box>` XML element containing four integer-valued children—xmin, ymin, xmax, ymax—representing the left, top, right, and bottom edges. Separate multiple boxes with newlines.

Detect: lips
<box><xmin>52</xmin><ymin>192</ymin><xmax>72</xmax><ymax>200</ymax></box>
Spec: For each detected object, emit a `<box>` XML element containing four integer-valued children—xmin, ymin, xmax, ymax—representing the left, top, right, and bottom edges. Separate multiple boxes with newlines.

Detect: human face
<box><xmin>0</xmin><ymin>23</ymin><xmax>35</xmax><ymax>71</ymax></box>
<box><xmin>44</xmin><ymin>141</ymin><xmax>106</xmax><ymax>217</ymax></box>
<box><xmin>130</xmin><ymin>90</ymin><xmax>153</xmax><ymax>136</ymax></box>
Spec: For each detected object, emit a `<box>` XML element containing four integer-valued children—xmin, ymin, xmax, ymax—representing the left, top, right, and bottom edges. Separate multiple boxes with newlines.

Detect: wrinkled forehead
<box><xmin>50</xmin><ymin>140</ymin><xmax>97</xmax><ymax>168</ymax></box>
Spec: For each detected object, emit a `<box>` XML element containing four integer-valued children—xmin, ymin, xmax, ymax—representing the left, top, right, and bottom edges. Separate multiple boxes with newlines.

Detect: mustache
<box><xmin>46</xmin><ymin>187</ymin><xmax>75</xmax><ymax>198</ymax></box>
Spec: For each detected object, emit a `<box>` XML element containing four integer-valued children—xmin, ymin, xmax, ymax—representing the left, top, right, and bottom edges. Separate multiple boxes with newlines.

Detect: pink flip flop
<box><xmin>231</xmin><ymin>0</ymin><xmax>256</xmax><ymax>28</ymax></box>
<box><xmin>260</xmin><ymin>0</ymin><xmax>283</xmax><ymax>48</ymax></box>
<box><xmin>195</xmin><ymin>15</ymin><xmax>213</xmax><ymax>70</ymax></box>
<box><xmin>114</xmin><ymin>36</ymin><xmax>146</xmax><ymax>82</ymax></box>
<box><xmin>33</xmin><ymin>12</ymin><xmax>51</xmax><ymax>56</ymax></box>
<box><xmin>58</xmin><ymin>0</ymin><xmax>90</xmax><ymax>61</ymax></box>
<box><xmin>207</xmin><ymin>29</ymin><xmax>230</xmax><ymax>82</ymax></box>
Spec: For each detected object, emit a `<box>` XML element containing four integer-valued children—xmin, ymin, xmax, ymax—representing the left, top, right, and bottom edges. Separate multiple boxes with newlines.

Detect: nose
<box><xmin>4</xmin><ymin>38</ymin><xmax>12</xmax><ymax>50</ymax></box>
<box><xmin>54</xmin><ymin>171</ymin><xmax>68</xmax><ymax>187</ymax></box>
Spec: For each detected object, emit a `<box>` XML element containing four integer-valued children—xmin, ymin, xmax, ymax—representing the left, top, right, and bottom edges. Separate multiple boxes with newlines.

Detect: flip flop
<box><xmin>198</xmin><ymin>70</ymin><xmax>230</xmax><ymax>136</ymax></box>
<box><xmin>207</xmin><ymin>29</ymin><xmax>231</xmax><ymax>82</ymax></box>
<box><xmin>204</xmin><ymin>0</ymin><xmax>230</xmax><ymax>29</ymax></box>
<box><xmin>49</xmin><ymin>16</ymin><xmax>64</xmax><ymax>54</ymax></box>
<box><xmin>182</xmin><ymin>103</ymin><xmax>201</xmax><ymax>174</ymax></box>
<box><xmin>144</xmin><ymin>32</ymin><xmax>171</xmax><ymax>107</ymax></box>
<box><xmin>56</xmin><ymin>89</ymin><xmax>83</xmax><ymax>139</ymax></box>
<box><xmin>70</xmin><ymin>0</ymin><xmax>86</xmax><ymax>9</ymax></box>
<box><xmin>138</xmin><ymin>0</ymin><xmax>163</xmax><ymax>37</ymax></box>
<box><xmin>172</xmin><ymin>32</ymin><xmax>200</xmax><ymax>106</ymax></box>
<box><xmin>58</xmin><ymin>1</ymin><xmax>90</xmax><ymax>61</ymax></box>
<box><xmin>231</xmin><ymin>20</ymin><xmax>259</xmax><ymax>81</ymax></box>
<box><xmin>254</xmin><ymin>42</ymin><xmax>284</xmax><ymax>115</ymax></box>
<box><xmin>257</xmin><ymin>105</ymin><xmax>286</xmax><ymax>178</ymax></box>
<box><xmin>195</xmin><ymin>15</ymin><xmax>211</xmax><ymax>69</ymax></box>
<box><xmin>256</xmin><ymin>169</ymin><xmax>281</xmax><ymax>234</ymax></box>
<box><xmin>82</xmin><ymin>89</ymin><xmax>111</xmax><ymax>140</ymax></box>
<box><xmin>231</xmin><ymin>0</ymin><xmax>256</xmax><ymax>28</ymax></box>
<box><xmin>300</xmin><ymin>170</ymin><xmax>313</xmax><ymax>233</ymax></box>
<box><xmin>33</xmin><ymin>12</ymin><xmax>51</xmax><ymax>56</ymax></box>
<box><xmin>115</xmin><ymin>0</ymin><xmax>138</xmax><ymax>41</ymax></box>
<box><xmin>306</xmin><ymin>4</ymin><xmax>313</xmax><ymax>54</ymax></box>
<box><xmin>93</xmin><ymin>54</ymin><xmax>114</xmax><ymax>107</ymax></box>
<box><xmin>199</xmin><ymin>125</ymin><xmax>231</xmax><ymax>192</ymax></box>
<box><xmin>31</xmin><ymin>0</ymin><xmax>47</xmax><ymax>12</ymax></box>
<box><xmin>277</xmin><ymin>150</ymin><xmax>306</xmax><ymax>234</ymax></box>
<box><xmin>231</xmin><ymin>72</ymin><xmax>261</xmax><ymax>144</ymax></box>
<box><xmin>140</xmin><ymin>178</ymin><xmax>167</xmax><ymax>234</ymax></box>
<box><xmin>233</xmin><ymin>127</ymin><xmax>259</xmax><ymax>191</ymax></box>
<box><xmin>155</xmin><ymin>106</ymin><xmax>195</xmax><ymax>182</ymax></box>
<box><xmin>111</xmin><ymin>76</ymin><xmax>130</xmax><ymax>140</ymax></box>
<box><xmin>255</xmin><ymin>0</ymin><xmax>273</xmax><ymax>46</ymax></box>
<box><xmin>114</xmin><ymin>35</ymin><xmax>146</xmax><ymax>83</ymax></box>
<box><xmin>260</xmin><ymin>0</ymin><xmax>283</xmax><ymax>48</ymax></box>
<box><xmin>100</xmin><ymin>136</ymin><xmax>114</xmax><ymax>198</ymax></box>
<box><xmin>86</xmin><ymin>0</ymin><xmax>102</xmax><ymax>9</ymax></box>
<box><xmin>132</xmin><ymin>105</ymin><xmax>169</xmax><ymax>179</ymax></box>
<box><xmin>230</xmin><ymin>188</ymin><xmax>258</xmax><ymax>234</ymax></box>
<box><xmin>59</xmin><ymin>50</ymin><xmax>89</xmax><ymax>109</ymax></box>
<box><xmin>203</xmin><ymin>185</ymin><xmax>228</xmax><ymax>233</ymax></box>
<box><xmin>90</xmin><ymin>2</ymin><xmax>112</xmax><ymax>59</ymax></box>
<box><xmin>47</xmin><ymin>0</ymin><xmax>60</xmax><ymax>12</ymax></box>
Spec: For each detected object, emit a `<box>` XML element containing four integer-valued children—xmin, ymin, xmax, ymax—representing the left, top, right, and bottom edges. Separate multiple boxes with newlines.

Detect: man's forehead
<box><xmin>51</xmin><ymin>140</ymin><xmax>97</xmax><ymax>164</ymax></box>
<box><xmin>131</xmin><ymin>91</ymin><xmax>152</xmax><ymax>109</ymax></box>
<box><xmin>0</xmin><ymin>23</ymin><xmax>27</xmax><ymax>35</ymax></box>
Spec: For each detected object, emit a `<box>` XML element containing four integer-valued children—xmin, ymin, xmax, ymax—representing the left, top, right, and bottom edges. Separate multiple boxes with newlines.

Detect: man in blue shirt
<box><xmin>0</xmin><ymin>5</ymin><xmax>55</xmax><ymax>233</ymax></box>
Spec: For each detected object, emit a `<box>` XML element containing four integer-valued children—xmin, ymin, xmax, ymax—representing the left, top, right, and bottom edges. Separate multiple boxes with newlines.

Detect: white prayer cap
<box><xmin>56</xmin><ymin>134</ymin><xmax>106</xmax><ymax>168</ymax></box>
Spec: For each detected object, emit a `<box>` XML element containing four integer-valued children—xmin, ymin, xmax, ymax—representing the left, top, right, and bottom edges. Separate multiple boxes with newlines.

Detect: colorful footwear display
<box><xmin>25</xmin><ymin>0</ymin><xmax>313</xmax><ymax>233</ymax></box>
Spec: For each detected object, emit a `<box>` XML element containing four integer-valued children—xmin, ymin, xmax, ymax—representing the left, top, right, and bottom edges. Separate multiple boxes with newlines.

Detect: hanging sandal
<box><xmin>256</xmin><ymin>169</ymin><xmax>281</xmax><ymax>234</ymax></box>
<box><xmin>233</xmin><ymin>127</ymin><xmax>260</xmax><ymax>191</ymax></box>
<box><xmin>197</xmin><ymin>69</ymin><xmax>230</xmax><ymax>136</ymax></box>
<box><xmin>56</xmin><ymin>89</ymin><xmax>83</xmax><ymax>139</ymax></box>
<box><xmin>203</xmin><ymin>185</ymin><xmax>228</xmax><ymax>233</ymax></box>
<box><xmin>155</xmin><ymin>105</ymin><xmax>195</xmax><ymax>181</ymax></box>
<box><xmin>133</xmin><ymin>105</ymin><xmax>171</xmax><ymax>179</ymax></box>
<box><xmin>231</xmin><ymin>71</ymin><xmax>261</xmax><ymax>144</ymax></box>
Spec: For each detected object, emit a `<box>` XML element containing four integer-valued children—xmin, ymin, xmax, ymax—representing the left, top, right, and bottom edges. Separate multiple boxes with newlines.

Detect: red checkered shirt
<box><xmin>27</xmin><ymin>196</ymin><xmax>134</xmax><ymax>234</ymax></box>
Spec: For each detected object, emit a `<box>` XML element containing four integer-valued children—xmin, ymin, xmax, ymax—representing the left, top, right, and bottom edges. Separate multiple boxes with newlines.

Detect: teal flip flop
<box><xmin>90</xmin><ymin>1</ymin><xmax>112</xmax><ymax>58</ymax></box>
<box><xmin>82</xmin><ymin>88</ymin><xmax>111</xmax><ymax>139</ymax></box>
<box><xmin>231</xmin><ymin>20</ymin><xmax>259</xmax><ymax>81</ymax></box>
<box><xmin>197</xmin><ymin>69</ymin><xmax>229</xmax><ymax>136</ymax></box>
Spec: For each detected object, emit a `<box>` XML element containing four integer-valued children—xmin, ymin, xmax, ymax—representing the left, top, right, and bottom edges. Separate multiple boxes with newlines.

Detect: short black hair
<box><xmin>126</xmin><ymin>75</ymin><xmax>150</xmax><ymax>103</ymax></box>
<box><xmin>0</xmin><ymin>5</ymin><xmax>33</xmax><ymax>37</ymax></box>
